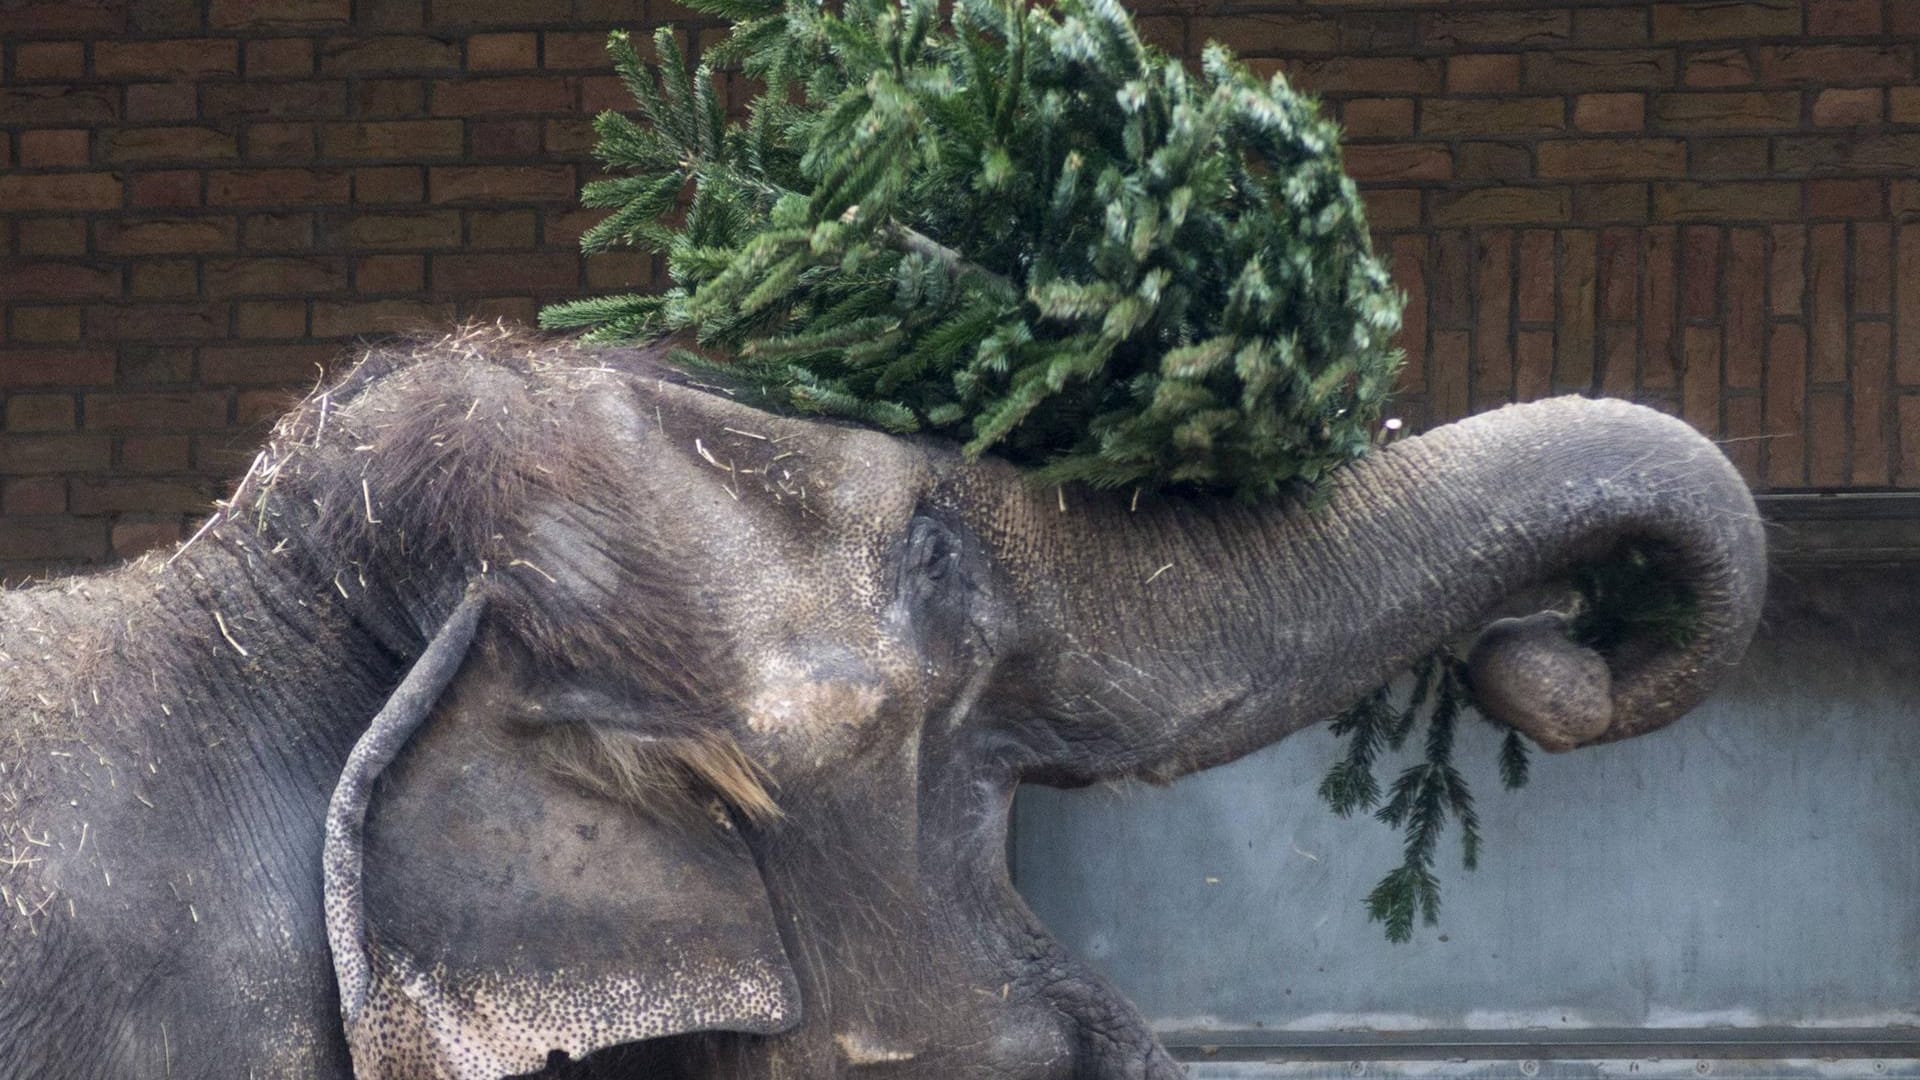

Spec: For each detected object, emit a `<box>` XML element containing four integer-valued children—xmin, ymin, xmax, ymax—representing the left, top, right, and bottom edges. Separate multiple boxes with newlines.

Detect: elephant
<box><xmin>0</xmin><ymin>324</ymin><xmax>1765</xmax><ymax>1078</ymax></box>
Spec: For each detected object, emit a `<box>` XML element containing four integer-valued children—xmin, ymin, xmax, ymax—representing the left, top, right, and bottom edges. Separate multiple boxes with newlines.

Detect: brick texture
<box><xmin>2</xmin><ymin>0</ymin><xmax>1918</xmax><ymax>579</ymax></box>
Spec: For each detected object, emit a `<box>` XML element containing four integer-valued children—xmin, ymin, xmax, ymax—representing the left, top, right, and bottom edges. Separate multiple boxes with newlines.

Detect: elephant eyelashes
<box><xmin>541</xmin><ymin>722</ymin><xmax>781</xmax><ymax>828</ymax></box>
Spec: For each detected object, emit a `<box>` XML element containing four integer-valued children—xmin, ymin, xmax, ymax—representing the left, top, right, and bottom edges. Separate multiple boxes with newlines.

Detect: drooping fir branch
<box><xmin>1323</xmin><ymin>540</ymin><xmax>1696</xmax><ymax>943</ymax></box>
<box><xmin>540</xmin><ymin>0</ymin><xmax>1403</xmax><ymax>501</ymax></box>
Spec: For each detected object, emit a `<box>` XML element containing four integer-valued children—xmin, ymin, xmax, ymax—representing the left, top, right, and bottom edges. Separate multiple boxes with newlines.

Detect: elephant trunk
<box><xmin>969</xmin><ymin>396</ymin><xmax>1766</xmax><ymax>784</ymax></box>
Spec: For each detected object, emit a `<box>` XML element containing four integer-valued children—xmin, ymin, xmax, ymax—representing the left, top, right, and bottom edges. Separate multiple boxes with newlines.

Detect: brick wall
<box><xmin>1</xmin><ymin>1</ymin><xmax>1916</xmax><ymax>579</ymax></box>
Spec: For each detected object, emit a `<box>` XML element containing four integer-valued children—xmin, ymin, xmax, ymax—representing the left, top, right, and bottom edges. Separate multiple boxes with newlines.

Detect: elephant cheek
<box><xmin>742</xmin><ymin>656</ymin><xmax>890</xmax><ymax>767</ymax></box>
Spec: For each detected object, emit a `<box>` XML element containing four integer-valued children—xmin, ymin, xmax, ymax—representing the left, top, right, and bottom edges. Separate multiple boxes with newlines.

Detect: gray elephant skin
<box><xmin>0</xmin><ymin>326</ymin><xmax>1766</xmax><ymax>1078</ymax></box>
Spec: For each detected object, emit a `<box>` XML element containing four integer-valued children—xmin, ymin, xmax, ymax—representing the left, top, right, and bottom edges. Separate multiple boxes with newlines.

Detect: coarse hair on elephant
<box><xmin>0</xmin><ymin>323</ymin><xmax>1765</xmax><ymax>1078</ymax></box>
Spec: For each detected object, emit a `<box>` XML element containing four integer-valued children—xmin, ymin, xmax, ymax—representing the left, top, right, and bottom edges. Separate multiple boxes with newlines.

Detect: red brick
<box><xmin>2</xmin><ymin>478</ymin><xmax>68</xmax><ymax>515</ymax></box>
<box><xmin>1635</xmin><ymin>224</ymin><xmax>1681</xmax><ymax>384</ymax></box>
<box><xmin>204</xmin><ymin>256</ymin><xmax>350</xmax><ymax>297</ymax></box>
<box><xmin>11</xmin><ymin>307</ymin><xmax>84</xmax><ymax>342</ymax></box>
<box><xmin>1757</xmin><ymin>45</ymin><xmax>1913</xmax><ymax>85</ymax></box>
<box><xmin>1446</xmin><ymin>54</ymin><xmax>1520</xmax><ymax>94</ymax></box>
<box><xmin>201</xmin><ymin>81</ymin><xmax>349</xmax><ymax>120</ymax></box>
<box><xmin>579</xmin><ymin>75</ymin><xmax>631</xmax><ymax>115</ymax></box>
<box><xmin>101</xmin><ymin>127</ymin><xmax>238</xmax><ymax>164</ymax></box>
<box><xmin>0</xmin><ymin>351</ymin><xmax>113</xmax><ymax>390</ymax></box>
<box><xmin>1432</xmin><ymin>231</ymin><xmax>1472</xmax><ymax>328</ymax></box>
<box><xmin>98</xmin><ymin>218</ymin><xmax>238</xmax><ymax>255</ymax></box>
<box><xmin>1896</xmin><ymin>3</ymin><xmax>1920</xmax><ymax>33</ymax></box>
<box><xmin>362</xmin><ymin>0</ymin><xmax>425</xmax><ymax>30</ymax></box>
<box><xmin>1682</xmin><ymin>48</ymin><xmax>1755</xmax><ymax>88</ymax></box>
<box><xmin>321</xmin><ymin>36</ymin><xmax>463</xmax><ymax>74</ymax></box>
<box><xmin>432</xmin><ymin>0</ymin><xmax>558</xmax><ymax>25</ymax></box>
<box><xmin>354</xmin><ymin>78</ymin><xmax>427</xmax><ymax>118</ymax></box>
<box><xmin>119</xmin><ymin>436</ymin><xmax>192</xmax><ymax>472</ymax></box>
<box><xmin>247</xmin><ymin>39</ymin><xmax>317</xmax><ymax>78</ymax></box>
<box><xmin>1516</xmin><ymin>329</ymin><xmax>1555</xmax><ymax>400</ymax></box>
<box><xmin>1390</xmin><ymin>235</ymin><xmax>1428</xmax><ymax>392</ymax></box>
<box><xmin>1429</xmin><ymin>187</ymin><xmax>1571</xmax><ymax>227</ymax></box>
<box><xmin>1556</xmin><ymin>230</ymin><xmax>1597</xmax><ymax>391</ymax></box>
<box><xmin>1194</xmin><ymin>14</ymin><xmax>1338</xmax><ymax>55</ymax></box>
<box><xmin>0</xmin><ymin>262</ymin><xmax>120</xmax><ymax>299</ymax></box>
<box><xmin>0</xmin><ymin>0</ymin><xmax>123</xmax><ymax>32</ymax></box>
<box><xmin>352</xmin><ymin>167</ymin><xmax>425</xmax><ymax>204</ymax></box>
<box><xmin>322</xmin><ymin>121</ymin><xmax>465</xmax><ymax>160</ymax></box>
<box><xmin>1653</xmin><ymin>91</ymin><xmax>1798</xmax><ymax>131</ymax></box>
<box><xmin>1267</xmin><ymin>57</ymin><xmax>1444</xmax><ymax>95</ymax></box>
<box><xmin>71</xmin><ymin>478</ymin><xmax>215</xmax><ymax>515</ymax></box>
<box><xmin>471</xmin><ymin>120</ymin><xmax>543</xmax><ymax>159</ymax></box>
<box><xmin>1525</xmin><ymin>50</ymin><xmax>1677</xmax><ymax>92</ymax></box>
<box><xmin>1812</xmin><ymin>88</ymin><xmax>1883</xmax><ymax>127</ymax></box>
<box><xmin>430</xmin><ymin>252</ymin><xmax>578</xmax><ymax>294</ymax></box>
<box><xmin>1771</xmin><ymin>225</ymin><xmax>1806</xmax><ymax>315</ymax></box>
<box><xmin>1851</xmin><ymin>322</ymin><xmax>1892</xmax><ymax>485</ymax></box>
<box><xmin>467</xmin><ymin>210</ymin><xmax>536</xmax><ymax>248</ymax></box>
<box><xmin>1893</xmin><ymin>87</ymin><xmax>1920</xmax><ymax>124</ymax></box>
<box><xmin>1363</xmin><ymin>189</ymin><xmax>1421</xmax><ymax>230</ymax></box>
<box><xmin>1809</xmin><ymin>0</ymin><xmax>1884</xmax><ymax>35</ymax></box>
<box><xmin>1344</xmin><ymin>144</ymin><xmax>1451</xmax><ymax>183</ymax></box>
<box><xmin>1652</xmin><ymin>181</ymin><xmax>1801</xmax><ymax>222</ymax></box>
<box><xmin>124</xmin><ymin>83</ymin><xmax>197</xmax><ymax>123</ymax></box>
<box><xmin>1578</xmin><ymin>182</ymin><xmax>1651</xmax><ymax>223</ymax></box>
<box><xmin>1473</xmin><ymin>230</ymin><xmax>1514</xmax><ymax>402</ymax></box>
<box><xmin>1422</xmin><ymin>10</ymin><xmax>1569</xmax><ymax>47</ymax></box>
<box><xmin>129</xmin><ymin>171</ymin><xmax>202</xmax><ymax>209</ymax></box>
<box><xmin>0</xmin><ymin>85</ymin><xmax>117</xmax><ymax>124</ymax></box>
<box><xmin>1539</xmin><ymin>139</ymin><xmax>1687</xmax><ymax>180</ymax></box>
<box><xmin>207</xmin><ymin>168</ymin><xmax>352</xmax><ymax>206</ymax></box>
<box><xmin>0</xmin><ymin>518</ymin><xmax>107</xmax><ymax>563</ymax></box>
<box><xmin>428</xmin><ymin>165</ymin><xmax>577</xmax><ymax>204</ymax></box>
<box><xmin>468</xmin><ymin>32</ymin><xmax>540</xmax><ymax>70</ymax></box>
<box><xmin>545</xmin><ymin>31</ymin><xmax>619</xmax><ymax>71</ymax></box>
<box><xmin>15</xmin><ymin>129</ymin><xmax>89</xmax><ymax>168</ymax></box>
<box><xmin>1900</xmin><ymin>396</ymin><xmax>1920</xmax><ymax>486</ymax></box>
<box><xmin>1596</xmin><ymin>227</ymin><xmax>1636</xmax><ymax>322</ymax></box>
<box><xmin>210</xmin><ymin>0</ymin><xmax>348</xmax><ymax>28</ymax></box>
<box><xmin>96</xmin><ymin>40</ymin><xmax>240</xmax><ymax>80</ymax></box>
<box><xmin>14</xmin><ymin>42</ymin><xmax>86</xmax><ymax>81</ymax></box>
<box><xmin>1455</xmin><ymin>142</ymin><xmax>1533</xmax><ymax>182</ymax></box>
<box><xmin>1574</xmin><ymin>93</ymin><xmax>1643</xmax><ymax>133</ymax></box>
<box><xmin>1430</xmin><ymin>330</ymin><xmax>1470</xmax><ymax>423</ymax></box>
<box><xmin>1807</xmin><ymin>179</ymin><xmax>1884</xmax><ymax>219</ymax></box>
<box><xmin>1680</xmin><ymin>325</ymin><xmax>1721</xmax><ymax>434</ymax></box>
<box><xmin>1900</xmin><ymin>226</ymin><xmax>1920</xmax><ymax>385</ymax></box>
<box><xmin>5</xmin><ymin>395</ymin><xmax>76</xmax><ymax>432</ymax></box>
<box><xmin>1575</xmin><ymin>7</ymin><xmax>1650</xmax><ymax>45</ymax></box>
<box><xmin>311</xmin><ymin>299</ymin><xmax>456</xmax><ymax>337</ymax></box>
<box><xmin>431</xmin><ymin>76</ymin><xmax>575</xmax><ymax>116</ymax></box>
<box><xmin>1598</xmin><ymin>320</ymin><xmax>1639</xmax><ymax>398</ymax></box>
<box><xmin>84</xmin><ymin>392</ymin><xmax>229</xmax><ymax>431</ymax></box>
<box><xmin>1682</xmin><ymin>226</ymin><xmax>1721</xmax><ymax>321</ymax></box>
<box><xmin>1764</xmin><ymin>323</ymin><xmax>1807</xmax><ymax>485</ymax></box>
<box><xmin>1341</xmin><ymin>98</ymin><xmax>1413</xmax><ymax>139</ymax></box>
<box><xmin>356</xmin><ymin>254</ymin><xmax>425</xmax><ymax>294</ymax></box>
<box><xmin>248</xmin><ymin>123</ymin><xmax>317</xmax><ymax>162</ymax></box>
<box><xmin>1690</xmin><ymin>136</ymin><xmax>1770</xmax><ymax>177</ymax></box>
<box><xmin>233</xmin><ymin>301</ymin><xmax>310</xmax><ymax>339</ymax></box>
<box><xmin>110</xmin><ymin>520</ymin><xmax>185</xmax><ymax>558</ymax></box>
<box><xmin>583</xmin><ymin>252</ymin><xmax>652</xmax><ymax>290</ymax></box>
<box><xmin>1724</xmin><ymin>393</ymin><xmax>1763</xmax><ymax>484</ymax></box>
<box><xmin>1852</xmin><ymin>222</ymin><xmax>1893</xmax><ymax>318</ymax></box>
<box><xmin>244</xmin><ymin>213</ymin><xmax>316</xmax><ymax>250</ymax></box>
<box><xmin>1807</xmin><ymin>390</ymin><xmax>1848</xmax><ymax>485</ymax></box>
<box><xmin>1809</xmin><ymin>224</ymin><xmax>1848</xmax><ymax>382</ymax></box>
<box><xmin>130</xmin><ymin>260</ymin><xmax>199</xmax><ymax>298</ymax></box>
<box><xmin>198</xmin><ymin>344</ymin><xmax>338</xmax><ymax>385</ymax></box>
<box><xmin>1420</xmin><ymin>98</ymin><xmax>1563</xmax><ymax>136</ymax></box>
<box><xmin>1517</xmin><ymin>230</ymin><xmax>1557</xmax><ymax>322</ymax></box>
<box><xmin>1652</xmin><ymin>1</ymin><xmax>1800</xmax><ymax>41</ymax></box>
<box><xmin>330</xmin><ymin>209</ymin><xmax>462</xmax><ymax>249</ymax></box>
<box><xmin>0</xmin><ymin>173</ymin><xmax>121</xmax><ymax>211</ymax></box>
<box><xmin>1726</xmin><ymin>229</ymin><xmax>1766</xmax><ymax>390</ymax></box>
<box><xmin>86</xmin><ymin>304</ymin><xmax>225</xmax><ymax>341</ymax></box>
<box><xmin>236</xmin><ymin>389</ymin><xmax>299</xmax><ymax>427</ymax></box>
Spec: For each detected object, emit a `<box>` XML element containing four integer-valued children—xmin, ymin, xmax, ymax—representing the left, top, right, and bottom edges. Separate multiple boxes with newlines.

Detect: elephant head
<box><xmin>0</xmin><ymin>326</ymin><xmax>1763</xmax><ymax>1078</ymax></box>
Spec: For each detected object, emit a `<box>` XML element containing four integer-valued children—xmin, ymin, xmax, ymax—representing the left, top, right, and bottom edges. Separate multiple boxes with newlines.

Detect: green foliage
<box><xmin>1325</xmin><ymin>540</ymin><xmax>1698</xmax><ymax>944</ymax></box>
<box><xmin>539</xmin><ymin>0</ymin><xmax>1402</xmax><ymax>500</ymax></box>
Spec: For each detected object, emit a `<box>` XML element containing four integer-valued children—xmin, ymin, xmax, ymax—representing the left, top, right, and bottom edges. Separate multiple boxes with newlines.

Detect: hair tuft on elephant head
<box><xmin>0</xmin><ymin>323</ymin><xmax>1764</xmax><ymax>1079</ymax></box>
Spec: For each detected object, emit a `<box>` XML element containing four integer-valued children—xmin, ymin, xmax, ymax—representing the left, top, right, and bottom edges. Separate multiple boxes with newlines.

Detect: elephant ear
<box><xmin>323</xmin><ymin>589</ymin><xmax>800</xmax><ymax>1079</ymax></box>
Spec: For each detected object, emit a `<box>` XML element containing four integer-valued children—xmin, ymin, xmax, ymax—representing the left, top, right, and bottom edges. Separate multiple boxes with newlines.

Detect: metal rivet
<box><xmin>1519</xmin><ymin>1060</ymin><xmax>1540</xmax><ymax>1077</ymax></box>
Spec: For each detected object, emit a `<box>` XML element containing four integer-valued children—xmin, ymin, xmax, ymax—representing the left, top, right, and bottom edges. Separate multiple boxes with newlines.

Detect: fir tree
<box><xmin>543</xmin><ymin>0</ymin><xmax>1699</xmax><ymax>943</ymax></box>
